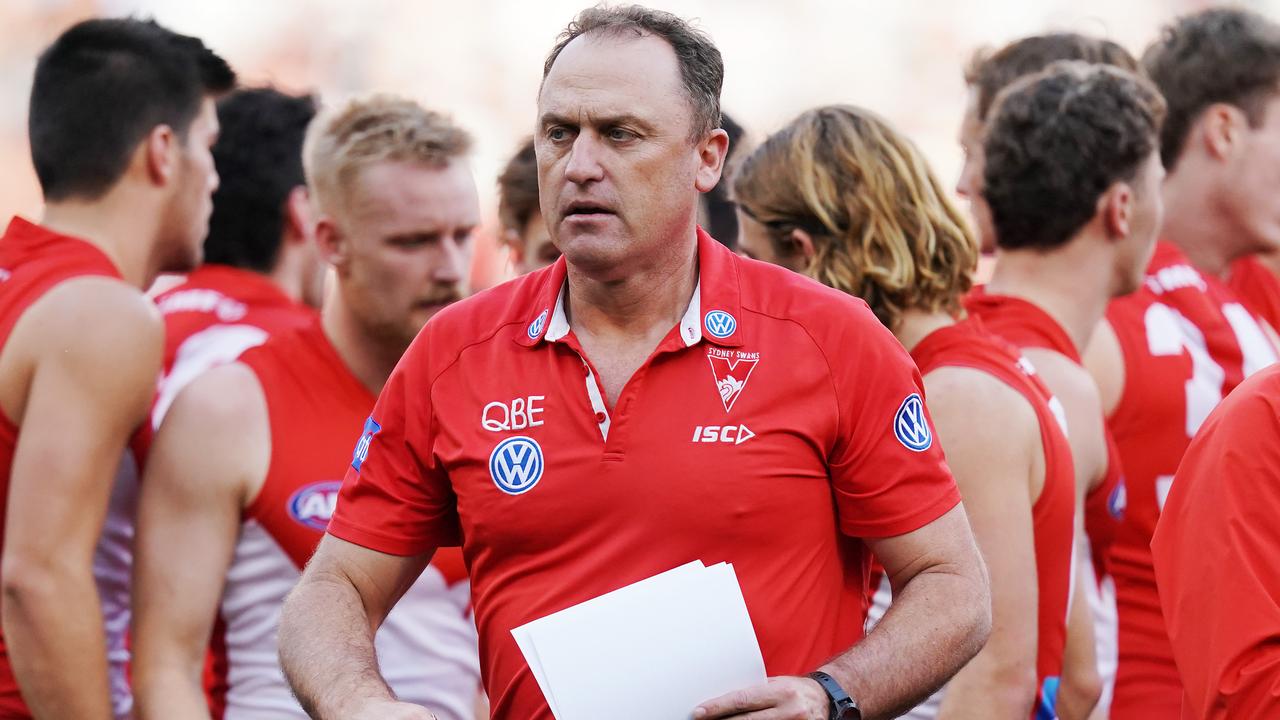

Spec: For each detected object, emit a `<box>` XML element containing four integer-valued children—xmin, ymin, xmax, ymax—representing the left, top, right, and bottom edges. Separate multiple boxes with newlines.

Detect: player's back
<box><xmin>218</xmin><ymin>319</ymin><xmax>478</xmax><ymax>720</ymax></box>
<box><xmin>0</xmin><ymin>217</ymin><xmax>124</xmax><ymax>716</ymax></box>
<box><xmin>1104</xmin><ymin>240</ymin><xmax>1278</xmax><ymax>715</ymax></box>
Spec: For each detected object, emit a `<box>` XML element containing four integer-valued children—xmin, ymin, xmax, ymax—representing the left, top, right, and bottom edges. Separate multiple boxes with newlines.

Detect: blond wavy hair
<box><xmin>732</xmin><ymin>105</ymin><xmax>978</xmax><ymax>331</ymax></box>
<box><xmin>304</xmin><ymin>94</ymin><xmax>472</xmax><ymax>217</ymax></box>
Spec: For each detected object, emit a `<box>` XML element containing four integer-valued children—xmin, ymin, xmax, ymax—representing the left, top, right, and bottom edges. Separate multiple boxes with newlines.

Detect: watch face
<box><xmin>834</xmin><ymin>705</ymin><xmax>861</xmax><ymax>720</ymax></box>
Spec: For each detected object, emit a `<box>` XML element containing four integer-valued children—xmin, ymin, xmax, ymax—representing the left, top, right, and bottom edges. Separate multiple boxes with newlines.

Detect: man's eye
<box><xmin>608</xmin><ymin>128</ymin><xmax>634</xmax><ymax>141</ymax></box>
<box><xmin>548</xmin><ymin>127</ymin><xmax>570</xmax><ymax>142</ymax></box>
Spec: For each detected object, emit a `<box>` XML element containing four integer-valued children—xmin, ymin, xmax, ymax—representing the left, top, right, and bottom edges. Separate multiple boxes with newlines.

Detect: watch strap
<box><xmin>806</xmin><ymin>670</ymin><xmax>861</xmax><ymax>720</ymax></box>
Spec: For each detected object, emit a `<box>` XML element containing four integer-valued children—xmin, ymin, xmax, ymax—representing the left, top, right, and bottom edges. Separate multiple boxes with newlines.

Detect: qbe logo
<box><xmin>893</xmin><ymin>393</ymin><xmax>932</xmax><ymax>452</ymax></box>
<box><xmin>287</xmin><ymin>480</ymin><xmax>342</xmax><ymax>531</ymax></box>
<box><xmin>489</xmin><ymin>436</ymin><xmax>545</xmax><ymax>495</ymax></box>
<box><xmin>704</xmin><ymin>310</ymin><xmax>737</xmax><ymax>339</ymax></box>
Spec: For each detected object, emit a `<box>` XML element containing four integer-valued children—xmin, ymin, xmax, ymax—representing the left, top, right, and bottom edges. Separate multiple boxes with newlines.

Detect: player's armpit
<box><xmin>1023</xmin><ymin>349</ymin><xmax>1107</xmax><ymax>497</ymax></box>
<box><xmin>132</xmin><ymin>362</ymin><xmax>269</xmax><ymax>719</ymax></box>
<box><xmin>923</xmin><ymin>367</ymin><xmax>1039</xmax><ymax>720</ymax></box>
<box><xmin>1082</xmin><ymin>318</ymin><xmax>1124</xmax><ymax>419</ymax></box>
<box><xmin>1</xmin><ymin>278</ymin><xmax>163</xmax><ymax>720</ymax></box>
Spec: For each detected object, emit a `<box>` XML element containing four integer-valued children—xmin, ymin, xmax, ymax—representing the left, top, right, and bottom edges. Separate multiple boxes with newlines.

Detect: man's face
<box><xmin>1115</xmin><ymin>152</ymin><xmax>1165</xmax><ymax>296</ymax></box>
<box><xmin>1221</xmin><ymin>94</ymin><xmax>1280</xmax><ymax>255</ymax></box>
<box><xmin>956</xmin><ymin>91</ymin><xmax>997</xmax><ymax>254</ymax></box>
<box><xmin>158</xmin><ymin>98</ymin><xmax>220</xmax><ymax>272</ymax></box>
<box><xmin>332</xmin><ymin>159</ymin><xmax>478</xmax><ymax>350</ymax></box>
<box><xmin>536</xmin><ymin>32</ymin><xmax>718</xmax><ymax>278</ymax></box>
<box><xmin>517</xmin><ymin>209</ymin><xmax>560</xmax><ymax>275</ymax></box>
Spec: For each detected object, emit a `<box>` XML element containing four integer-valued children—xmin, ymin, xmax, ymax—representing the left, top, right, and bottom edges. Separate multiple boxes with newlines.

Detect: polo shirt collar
<box><xmin>517</xmin><ymin>227</ymin><xmax>744</xmax><ymax>349</ymax></box>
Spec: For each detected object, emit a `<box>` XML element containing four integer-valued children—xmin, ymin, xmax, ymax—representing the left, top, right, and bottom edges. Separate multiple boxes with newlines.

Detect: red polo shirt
<box><xmin>329</xmin><ymin>229</ymin><xmax>960</xmax><ymax>719</ymax></box>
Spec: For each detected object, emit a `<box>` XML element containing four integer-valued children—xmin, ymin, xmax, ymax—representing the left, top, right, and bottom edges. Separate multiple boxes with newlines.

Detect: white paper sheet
<box><xmin>512</xmin><ymin>560</ymin><xmax>767</xmax><ymax>720</ymax></box>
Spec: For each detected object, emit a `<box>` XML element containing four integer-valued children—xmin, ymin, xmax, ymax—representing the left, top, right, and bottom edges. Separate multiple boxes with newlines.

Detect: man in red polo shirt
<box><xmin>278</xmin><ymin>7</ymin><xmax>989</xmax><ymax>720</ymax></box>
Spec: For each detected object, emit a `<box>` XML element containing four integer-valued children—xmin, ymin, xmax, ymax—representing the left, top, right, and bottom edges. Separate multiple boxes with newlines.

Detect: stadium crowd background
<box><xmin>1</xmin><ymin>0</ymin><xmax>1271</xmax><ymax>288</ymax></box>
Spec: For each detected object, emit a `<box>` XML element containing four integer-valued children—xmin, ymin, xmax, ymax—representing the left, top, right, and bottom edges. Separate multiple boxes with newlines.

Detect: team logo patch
<box><xmin>351</xmin><ymin>416</ymin><xmax>382</xmax><ymax>471</ymax></box>
<box><xmin>528</xmin><ymin>309</ymin><xmax>549</xmax><ymax>339</ymax></box>
<box><xmin>707</xmin><ymin>348</ymin><xmax>760</xmax><ymax>412</ymax></box>
<box><xmin>287</xmin><ymin>480</ymin><xmax>342</xmax><ymax>531</ymax></box>
<box><xmin>704</xmin><ymin>310</ymin><xmax>737</xmax><ymax>339</ymax></box>
<box><xmin>893</xmin><ymin>393</ymin><xmax>932</xmax><ymax>452</ymax></box>
<box><xmin>1108</xmin><ymin>479</ymin><xmax>1127</xmax><ymax>520</ymax></box>
<box><xmin>489</xmin><ymin>436</ymin><xmax>545</xmax><ymax>495</ymax></box>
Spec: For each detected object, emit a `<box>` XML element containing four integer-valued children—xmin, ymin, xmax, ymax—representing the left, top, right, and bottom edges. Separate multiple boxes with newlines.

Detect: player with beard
<box><xmin>1082</xmin><ymin>9</ymin><xmax>1280</xmax><ymax>716</ymax></box>
<box><xmin>132</xmin><ymin>96</ymin><xmax>481</xmax><ymax>720</ymax></box>
<box><xmin>734</xmin><ymin>103</ymin><xmax>1076</xmax><ymax>720</ymax></box>
<box><xmin>0</xmin><ymin>19</ymin><xmax>232</xmax><ymax>719</ymax></box>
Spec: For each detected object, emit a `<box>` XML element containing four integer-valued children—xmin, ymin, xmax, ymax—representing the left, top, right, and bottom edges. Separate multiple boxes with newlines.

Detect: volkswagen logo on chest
<box><xmin>489</xmin><ymin>436</ymin><xmax>545</xmax><ymax>495</ymax></box>
<box><xmin>704</xmin><ymin>310</ymin><xmax>737</xmax><ymax>339</ymax></box>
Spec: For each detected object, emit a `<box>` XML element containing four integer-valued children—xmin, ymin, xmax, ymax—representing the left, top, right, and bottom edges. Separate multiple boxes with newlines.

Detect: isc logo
<box><xmin>691</xmin><ymin>424</ymin><xmax>755</xmax><ymax>446</ymax></box>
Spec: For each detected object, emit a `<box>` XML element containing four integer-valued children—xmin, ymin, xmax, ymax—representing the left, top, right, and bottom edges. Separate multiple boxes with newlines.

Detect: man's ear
<box><xmin>1100</xmin><ymin>182</ymin><xmax>1135</xmax><ymax>241</ymax></box>
<box><xmin>282</xmin><ymin>186</ymin><xmax>315</xmax><ymax>244</ymax></box>
<box><xmin>502</xmin><ymin>228</ymin><xmax>527</xmax><ymax>267</ymax></box>
<box><xmin>314</xmin><ymin>217</ymin><xmax>346</xmax><ymax>268</ymax></box>
<box><xmin>144</xmin><ymin>124</ymin><xmax>178</xmax><ymax>187</ymax></box>
<box><xmin>694</xmin><ymin>128</ymin><xmax>731</xmax><ymax>193</ymax></box>
<box><xmin>1196</xmin><ymin>103</ymin><xmax>1249</xmax><ymax>163</ymax></box>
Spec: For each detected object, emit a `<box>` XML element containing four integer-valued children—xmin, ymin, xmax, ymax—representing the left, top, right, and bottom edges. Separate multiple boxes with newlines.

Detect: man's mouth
<box><xmin>564</xmin><ymin>201</ymin><xmax>615</xmax><ymax>219</ymax></box>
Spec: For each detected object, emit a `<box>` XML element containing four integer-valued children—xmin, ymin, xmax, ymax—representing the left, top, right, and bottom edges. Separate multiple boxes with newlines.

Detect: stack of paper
<box><xmin>512</xmin><ymin>560</ymin><xmax>767</xmax><ymax>720</ymax></box>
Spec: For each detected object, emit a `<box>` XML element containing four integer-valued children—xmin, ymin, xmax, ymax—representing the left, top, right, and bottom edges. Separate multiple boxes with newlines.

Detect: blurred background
<box><xmin>1</xmin><ymin>0</ymin><xmax>1270</xmax><ymax>287</ymax></box>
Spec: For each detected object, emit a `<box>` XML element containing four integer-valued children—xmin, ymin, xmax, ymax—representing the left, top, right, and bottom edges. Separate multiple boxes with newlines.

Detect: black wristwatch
<box><xmin>807</xmin><ymin>670</ymin><xmax>861</xmax><ymax>720</ymax></box>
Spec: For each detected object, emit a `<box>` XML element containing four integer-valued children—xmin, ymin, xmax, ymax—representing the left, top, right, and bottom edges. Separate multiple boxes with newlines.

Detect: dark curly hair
<box><xmin>1143</xmin><ymin>8</ymin><xmax>1280</xmax><ymax>170</ymax></box>
<box><xmin>204</xmin><ymin>88</ymin><xmax>316</xmax><ymax>272</ymax></box>
<box><xmin>983</xmin><ymin>62</ymin><xmax>1166</xmax><ymax>251</ymax></box>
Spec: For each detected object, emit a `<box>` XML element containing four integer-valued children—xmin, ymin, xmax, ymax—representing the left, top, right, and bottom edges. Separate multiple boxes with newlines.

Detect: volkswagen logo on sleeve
<box><xmin>489</xmin><ymin>436</ymin><xmax>545</xmax><ymax>495</ymax></box>
<box><xmin>704</xmin><ymin>310</ymin><xmax>737</xmax><ymax>339</ymax></box>
<box><xmin>893</xmin><ymin>393</ymin><xmax>933</xmax><ymax>452</ymax></box>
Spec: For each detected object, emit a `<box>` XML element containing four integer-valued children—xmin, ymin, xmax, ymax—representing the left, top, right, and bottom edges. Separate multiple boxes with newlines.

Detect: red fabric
<box><xmin>328</xmin><ymin>229</ymin><xmax>960</xmax><ymax>719</ymax></box>
<box><xmin>1227</xmin><ymin>255</ymin><xmax>1280</xmax><ymax>335</ymax></box>
<box><xmin>1153</xmin><ymin>363</ymin><xmax>1280</xmax><ymax>719</ymax></box>
<box><xmin>1105</xmin><ymin>241</ymin><xmax>1279</xmax><ymax>717</ymax></box>
<box><xmin>964</xmin><ymin>290</ymin><xmax>1127</xmax><ymax>581</ymax></box>
<box><xmin>0</xmin><ymin>216</ymin><xmax>122</xmax><ymax>718</ymax></box>
<box><xmin>912</xmin><ymin>318</ymin><xmax>1076</xmax><ymax>717</ymax></box>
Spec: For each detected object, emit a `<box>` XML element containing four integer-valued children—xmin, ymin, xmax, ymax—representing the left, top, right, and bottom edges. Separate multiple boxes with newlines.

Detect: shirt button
<box><xmin>595</xmin><ymin>411</ymin><xmax>607</xmax><ymax>424</ymax></box>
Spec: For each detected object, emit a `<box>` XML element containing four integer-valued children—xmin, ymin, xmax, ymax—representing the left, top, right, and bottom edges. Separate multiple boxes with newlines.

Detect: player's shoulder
<box><xmin>26</xmin><ymin>275</ymin><xmax>162</xmax><ymax>353</ymax></box>
<box><xmin>924</xmin><ymin>363</ymin><xmax>1040</xmax><ymax>436</ymax></box>
<box><xmin>168</xmin><ymin>360</ymin><xmax>266</xmax><ymax>430</ymax></box>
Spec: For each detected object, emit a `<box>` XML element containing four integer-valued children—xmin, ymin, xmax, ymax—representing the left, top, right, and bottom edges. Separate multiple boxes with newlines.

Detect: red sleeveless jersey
<box><xmin>1103</xmin><ymin>241</ymin><xmax>1279</xmax><ymax>717</ymax></box>
<box><xmin>218</xmin><ymin>319</ymin><xmax>474</xmax><ymax>718</ymax></box>
<box><xmin>1227</xmin><ymin>254</ymin><xmax>1280</xmax><ymax>337</ymax></box>
<box><xmin>0</xmin><ymin>217</ymin><xmax>122</xmax><ymax>717</ymax></box>
<box><xmin>965</xmin><ymin>291</ymin><xmax>1127</xmax><ymax>580</ymax></box>
<box><xmin>912</xmin><ymin>318</ymin><xmax>1076</xmax><ymax>718</ymax></box>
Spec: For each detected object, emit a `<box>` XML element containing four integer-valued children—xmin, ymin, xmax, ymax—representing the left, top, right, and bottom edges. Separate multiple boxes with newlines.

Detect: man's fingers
<box><xmin>693</xmin><ymin>683</ymin><xmax>778</xmax><ymax>718</ymax></box>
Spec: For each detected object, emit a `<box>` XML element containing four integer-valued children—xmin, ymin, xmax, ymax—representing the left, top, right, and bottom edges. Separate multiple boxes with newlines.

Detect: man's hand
<box><xmin>347</xmin><ymin>699</ymin><xmax>439</xmax><ymax>720</ymax></box>
<box><xmin>694</xmin><ymin>676</ymin><xmax>829</xmax><ymax>719</ymax></box>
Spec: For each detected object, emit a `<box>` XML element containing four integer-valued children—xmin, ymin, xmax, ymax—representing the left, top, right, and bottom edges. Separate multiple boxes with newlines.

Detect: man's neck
<box><xmin>1161</xmin><ymin>170</ymin><xmax>1245</xmax><ymax>278</ymax></box>
<box><xmin>564</xmin><ymin>230</ymin><xmax>699</xmax><ymax>343</ymax></box>
<box><xmin>985</xmin><ymin>240</ymin><xmax>1113</xmax><ymax>353</ymax></box>
<box><xmin>321</xmin><ymin>292</ymin><xmax>405</xmax><ymax>397</ymax></box>
<box><xmin>40</xmin><ymin>194</ymin><xmax>161</xmax><ymax>289</ymax></box>
<box><xmin>267</xmin><ymin>239</ymin><xmax>308</xmax><ymax>305</ymax></box>
<box><xmin>895</xmin><ymin>310</ymin><xmax>955</xmax><ymax>354</ymax></box>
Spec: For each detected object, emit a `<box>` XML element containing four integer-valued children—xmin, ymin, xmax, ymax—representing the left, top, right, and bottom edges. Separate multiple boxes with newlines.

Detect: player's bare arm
<box><xmin>1082</xmin><ymin>319</ymin><xmax>1125</xmax><ymax>419</ymax></box>
<box><xmin>696</xmin><ymin>504</ymin><xmax>990</xmax><ymax>720</ymax></box>
<box><xmin>279</xmin><ymin>535</ymin><xmax>437</xmax><ymax>720</ymax></box>
<box><xmin>1059</xmin><ymin>567</ymin><xmax>1103</xmax><ymax>720</ymax></box>
<box><xmin>133</xmin><ymin>363</ymin><xmax>269</xmax><ymax>719</ymax></box>
<box><xmin>924</xmin><ymin>367</ymin><xmax>1040</xmax><ymax>719</ymax></box>
<box><xmin>0</xmin><ymin>278</ymin><xmax>163</xmax><ymax>719</ymax></box>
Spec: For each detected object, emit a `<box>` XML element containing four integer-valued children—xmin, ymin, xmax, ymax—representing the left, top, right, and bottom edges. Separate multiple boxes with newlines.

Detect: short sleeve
<box><xmin>1153</xmin><ymin>364</ymin><xmax>1280</xmax><ymax>719</ymax></box>
<box><xmin>824</xmin><ymin>307</ymin><xmax>960</xmax><ymax>538</ymax></box>
<box><xmin>327</xmin><ymin>328</ymin><xmax>462</xmax><ymax>555</ymax></box>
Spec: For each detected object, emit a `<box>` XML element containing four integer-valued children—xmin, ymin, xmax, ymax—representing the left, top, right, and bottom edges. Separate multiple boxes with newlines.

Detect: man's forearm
<box><xmin>2</xmin><ymin>567</ymin><xmax>112</xmax><ymax>718</ymax></box>
<box><xmin>279</xmin><ymin>572</ymin><xmax>396</xmax><ymax>719</ymax></box>
<box><xmin>823</xmin><ymin>566</ymin><xmax>990</xmax><ymax>720</ymax></box>
<box><xmin>133</xmin><ymin>663</ymin><xmax>217</xmax><ymax>719</ymax></box>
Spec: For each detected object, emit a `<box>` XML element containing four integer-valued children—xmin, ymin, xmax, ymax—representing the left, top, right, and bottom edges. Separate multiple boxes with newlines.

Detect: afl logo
<box><xmin>528</xmin><ymin>309</ymin><xmax>549</xmax><ymax>339</ymax></box>
<box><xmin>288</xmin><ymin>481</ymin><xmax>342</xmax><ymax>531</ymax></box>
<box><xmin>893</xmin><ymin>393</ymin><xmax>933</xmax><ymax>452</ymax></box>
<box><xmin>489</xmin><ymin>436</ymin><xmax>544</xmax><ymax>495</ymax></box>
<box><xmin>704</xmin><ymin>310</ymin><xmax>737</xmax><ymax>339</ymax></box>
<box><xmin>1109</xmin><ymin>479</ymin><xmax>1127</xmax><ymax>520</ymax></box>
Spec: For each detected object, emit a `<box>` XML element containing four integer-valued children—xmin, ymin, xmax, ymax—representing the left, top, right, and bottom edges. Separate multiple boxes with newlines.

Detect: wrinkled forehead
<box><xmin>539</xmin><ymin>32</ymin><xmax>690</xmax><ymax>126</ymax></box>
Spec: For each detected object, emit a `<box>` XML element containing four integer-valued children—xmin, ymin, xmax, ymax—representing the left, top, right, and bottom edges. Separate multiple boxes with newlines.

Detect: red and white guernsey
<box><xmin>870</xmin><ymin>318</ymin><xmax>1075</xmax><ymax>720</ymax></box>
<box><xmin>1227</xmin><ymin>254</ymin><xmax>1280</xmax><ymax>337</ymax></box>
<box><xmin>1103</xmin><ymin>241</ymin><xmax>1278</xmax><ymax>717</ymax></box>
<box><xmin>0</xmin><ymin>217</ymin><xmax>124</xmax><ymax>718</ymax></box>
<box><xmin>225</xmin><ymin>318</ymin><xmax>479</xmax><ymax>719</ymax></box>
